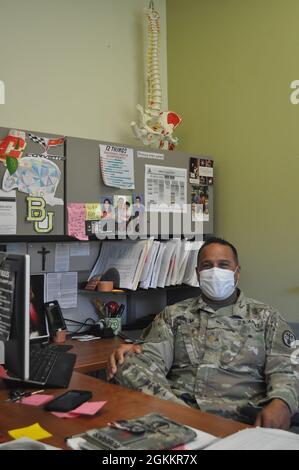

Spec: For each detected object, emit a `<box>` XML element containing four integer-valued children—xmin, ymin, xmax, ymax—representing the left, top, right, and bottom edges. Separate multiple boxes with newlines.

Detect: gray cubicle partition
<box><xmin>0</xmin><ymin>126</ymin><xmax>214</xmax><ymax>237</ymax></box>
<box><xmin>67</xmin><ymin>136</ymin><xmax>213</xmax><ymax>237</ymax></box>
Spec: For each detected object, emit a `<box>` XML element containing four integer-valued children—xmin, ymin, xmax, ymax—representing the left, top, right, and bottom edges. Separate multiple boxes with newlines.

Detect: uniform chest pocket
<box><xmin>220</xmin><ymin>323</ymin><xmax>265</xmax><ymax>367</ymax></box>
<box><xmin>174</xmin><ymin>323</ymin><xmax>203</xmax><ymax>366</ymax></box>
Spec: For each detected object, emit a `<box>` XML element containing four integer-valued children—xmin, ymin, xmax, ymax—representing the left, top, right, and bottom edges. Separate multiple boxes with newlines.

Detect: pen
<box><xmin>116</xmin><ymin>304</ymin><xmax>125</xmax><ymax>318</ymax></box>
<box><xmin>2</xmin><ymin>389</ymin><xmax>45</xmax><ymax>403</ymax></box>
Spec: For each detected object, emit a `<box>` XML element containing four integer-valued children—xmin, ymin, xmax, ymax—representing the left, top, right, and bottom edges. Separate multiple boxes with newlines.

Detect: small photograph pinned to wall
<box><xmin>128</xmin><ymin>194</ymin><xmax>146</xmax><ymax>234</ymax></box>
<box><xmin>199</xmin><ymin>158</ymin><xmax>214</xmax><ymax>185</ymax></box>
<box><xmin>100</xmin><ymin>196</ymin><xmax>115</xmax><ymax>220</ymax></box>
<box><xmin>113</xmin><ymin>195</ymin><xmax>133</xmax><ymax>230</ymax></box>
<box><xmin>96</xmin><ymin>196</ymin><xmax>115</xmax><ymax>235</ymax></box>
<box><xmin>132</xmin><ymin>194</ymin><xmax>145</xmax><ymax>218</ymax></box>
<box><xmin>189</xmin><ymin>157</ymin><xmax>200</xmax><ymax>185</ymax></box>
<box><xmin>199</xmin><ymin>176</ymin><xmax>207</xmax><ymax>186</ymax></box>
<box><xmin>85</xmin><ymin>220</ymin><xmax>102</xmax><ymax>236</ymax></box>
<box><xmin>84</xmin><ymin>203</ymin><xmax>102</xmax><ymax>236</ymax></box>
<box><xmin>191</xmin><ymin>185</ymin><xmax>209</xmax><ymax>222</ymax></box>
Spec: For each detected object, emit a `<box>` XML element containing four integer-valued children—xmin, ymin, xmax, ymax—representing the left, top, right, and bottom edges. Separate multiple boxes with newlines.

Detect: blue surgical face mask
<box><xmin>199</xmin><ymin>267</ymin><xmax>238</xmax><ymax>301</ymax></box>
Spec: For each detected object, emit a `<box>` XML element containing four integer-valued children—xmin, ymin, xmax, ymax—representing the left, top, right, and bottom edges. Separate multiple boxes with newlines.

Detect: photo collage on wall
<box><xmin>189</xmin><ymin>157</ymin><xmax>213</xmax><ymax>222</ymax></box>
<box><xmin>68</xmin><ymin>194</ymin><xmax>146</xmax><ymax>239</ymax></box>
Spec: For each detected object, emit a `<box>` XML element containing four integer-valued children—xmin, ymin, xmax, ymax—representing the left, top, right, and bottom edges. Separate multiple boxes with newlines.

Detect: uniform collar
<box><xmin>192</xmin><ymin>290</ymin><xmax>248</xmax><ymax>318</ymax></box>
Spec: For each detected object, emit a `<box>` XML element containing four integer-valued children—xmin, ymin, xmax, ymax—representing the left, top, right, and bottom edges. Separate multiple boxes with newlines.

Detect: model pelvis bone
<box><xmin>131</xmin><ymin>105</ymin><xmax>182</xmax><ymax>151</ymax></box>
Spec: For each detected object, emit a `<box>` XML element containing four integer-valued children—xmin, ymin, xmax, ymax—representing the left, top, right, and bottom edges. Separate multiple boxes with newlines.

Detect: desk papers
<box><xmin>204</xmin><ymin>427</ymin><xmax>299</xmax><ymax>450</ymax></box>
<box><xmin>46</xmin><ymin>272</ymin><xmax>78</xmax><ymax>308</ymax></box>
<box><xmin>0</xmin><ymin>437</ymin><xmax>60</xmax><ymax>450</ymax></box>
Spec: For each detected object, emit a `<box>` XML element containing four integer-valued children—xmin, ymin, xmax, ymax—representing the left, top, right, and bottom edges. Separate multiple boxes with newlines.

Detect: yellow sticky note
<box><xmin>8</xmin><ymin>422</ymin><xmax>52</xmax><ymax>441</ymax></box>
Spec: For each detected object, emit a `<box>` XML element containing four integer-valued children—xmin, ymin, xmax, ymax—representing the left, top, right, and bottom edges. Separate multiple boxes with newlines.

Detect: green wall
<box><xmin>167</xmin><ymin>0</ymin><xmax>299</xmax><ymax>321</ymax></box>
<box><xmin>0</xmin><ymin>0</ymin><xmax>168</xmax><ymax>143</ymax></box>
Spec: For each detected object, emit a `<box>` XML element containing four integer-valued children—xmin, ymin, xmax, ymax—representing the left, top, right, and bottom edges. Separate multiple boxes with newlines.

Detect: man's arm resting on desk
<box><xmin>113</xmin><ymin>342</ymin><xmax>188</xmax><ymax>407</ymax></box>
<box><xmin>107</xmin><ymin>343</ymin><xmax>142</xmax><ymax>380</ymax></box>
<box><xmin>111</xmin><ymin>309</ymin><xmax>188</xmax><ymax>407</ymax></box>
<box><xmin>254</xmin><ymin>399</ymin><xmax>292</xmax><ymax>429</ymax></box>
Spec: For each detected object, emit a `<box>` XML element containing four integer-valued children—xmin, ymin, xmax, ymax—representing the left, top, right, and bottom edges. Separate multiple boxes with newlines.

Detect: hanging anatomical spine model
<box><xmin>131</xmin><ymin>1</ymin><xmax>181</xmax><ymax>151</ymax></box>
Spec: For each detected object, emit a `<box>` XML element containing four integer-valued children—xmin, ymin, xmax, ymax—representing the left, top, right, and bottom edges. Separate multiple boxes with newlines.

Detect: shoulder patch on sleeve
<box><xmin>282</xmin><ymin>330</ymin><xmax>296</xmax><ymax>348</ymax></box>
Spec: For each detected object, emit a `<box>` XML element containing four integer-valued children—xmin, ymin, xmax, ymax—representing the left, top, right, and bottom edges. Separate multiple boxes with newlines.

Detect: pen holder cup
<box><xmin>53</xmin><ymin>329</ymin><xmax>66</xmax><ymax>343</ymax></box>
<box><xmin>105</xmin><ymin>317</ymin><xmax>122</xmax><ymax>336</ymax></box>
<box><xmin>97</xmin><ymin>281</ymin><xmax>113</xmax><ymax>292</ymax></box>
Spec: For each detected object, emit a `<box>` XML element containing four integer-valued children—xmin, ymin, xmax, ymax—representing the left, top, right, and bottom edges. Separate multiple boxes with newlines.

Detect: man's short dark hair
<box><xmin>197</xmin><ymin>237</ymin><xmax>239</xmax><ymax>264</ymax></box>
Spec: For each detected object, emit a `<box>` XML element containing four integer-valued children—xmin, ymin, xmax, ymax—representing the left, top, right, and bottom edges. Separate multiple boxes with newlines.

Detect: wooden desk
<box><xmin>67</xmin><ymin>337</ymin><xmax>122</xmax><ymax>373</ymax></box>
<box><xmin>0</xmin><ymin>372</ymin><xmax>249</xmax><ymax>449</ymax></box>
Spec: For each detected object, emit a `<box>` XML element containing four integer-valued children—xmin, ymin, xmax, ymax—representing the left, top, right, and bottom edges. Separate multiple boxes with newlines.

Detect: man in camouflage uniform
<box><xmin>107</xmin><ymin>238</ymin><xmax>298</xmax><ymax>429</ymax></box>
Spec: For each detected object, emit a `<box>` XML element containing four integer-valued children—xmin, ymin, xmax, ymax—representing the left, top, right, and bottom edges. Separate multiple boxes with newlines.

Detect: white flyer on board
<box><xmin>99</xmin><ymin>144</ymin><xmax>135</xmax><ymax>189</ymax></box>
<box><xmin>144</xmin><ymin>165</ymin><xmax>187</xmax><ymax>212</ymax></box>
<box><xmin>0</xmin><ymin>190</ymin><xmax>16</xmax><ymax>235</ymax></box>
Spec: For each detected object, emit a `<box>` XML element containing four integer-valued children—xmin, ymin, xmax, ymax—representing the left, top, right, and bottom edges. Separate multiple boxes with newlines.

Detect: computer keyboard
<box><xmin>29</xmin><ymin>346</ymin><xmax>60</xmax><ymax>384</ymax></box>
<box><xmin>46</xmin><ymin>343</ymin><xmax>73</xmax><ymax>353</ymax></box>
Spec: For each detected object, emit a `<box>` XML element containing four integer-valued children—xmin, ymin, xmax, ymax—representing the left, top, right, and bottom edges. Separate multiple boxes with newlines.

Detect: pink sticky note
<box><xmin>21</xmin><ymin>394</ymin><xmax>54</xmax><ymax>406</ymax></box>
<box><xmin>51</xmin><ymin>411</ymin><xmax>79</xmax><ymax>419</ymax></box>
<box><xmin>71</xmin><ymin>401</ymin><xmax>107</xmax><ymax>416</ymax></box>
<box><xmin>51</xmin><ymin>401</ymin><xmax>107</xmax><ymax>419</ymax></box>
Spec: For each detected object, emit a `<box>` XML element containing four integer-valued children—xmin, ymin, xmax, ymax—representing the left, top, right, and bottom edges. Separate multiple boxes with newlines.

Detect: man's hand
<box><xmin>254</xmin><ymin>399</ymin><xmax>291</xmax><ymax>430</ymax></box>
<box><xmin>106</xmin><ymin>343</ymin><xmax>142</xmax><ymax>380</ymax></box>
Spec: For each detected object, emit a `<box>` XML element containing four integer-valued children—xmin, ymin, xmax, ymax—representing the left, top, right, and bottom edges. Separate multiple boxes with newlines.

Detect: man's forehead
<box><xmin>199</xmin><ymin>243</ymin><xmax>235</xmax><ymax>261</ymax></box>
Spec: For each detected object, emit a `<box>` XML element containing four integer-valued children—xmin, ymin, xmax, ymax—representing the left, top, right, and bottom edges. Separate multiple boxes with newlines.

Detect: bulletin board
<box><xmin>66</xmin><ymin>136</ymin><xmax>214</xmax><ymax>238</ymax></box>
<box><xmin>0</xmin><ymin>127</ymin><xmax>213</xmax><ymax>239</ymax></box>
<box><xmin>0</xmin><ymin>127</ymin><xmax>66</xmax><ymax>236</ymax></box>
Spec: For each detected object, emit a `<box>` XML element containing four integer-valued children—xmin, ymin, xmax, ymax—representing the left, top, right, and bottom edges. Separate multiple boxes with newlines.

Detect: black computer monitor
<box><xmin>0</xmin><ymin>252</ymin><xmax>30</xmax><ymax>380</ymax></box>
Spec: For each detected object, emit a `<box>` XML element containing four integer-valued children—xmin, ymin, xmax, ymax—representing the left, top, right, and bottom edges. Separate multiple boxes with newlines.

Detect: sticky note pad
<box><xmin>21</xmin><ymin>394</ymin><xmax>54</xmax><ymax>406</ymax></box>
<box><xmin>51</xmin><ymin>411</ymin><xmax>78</xmax><ymax>419</ymax></box>
<box><xmin>72</xmin><ymin>401</ymin><xmax>107</xmax><ymax>416</ymax></box>
<box><xmin>51</xmin><ymin>401</ymin><xmax>107</xmax><ymax>418</ymax></box>
<box><xmin>8</xmin><ymin>423</ymin><xmax>52</xmax><ymax>441</ymax></box>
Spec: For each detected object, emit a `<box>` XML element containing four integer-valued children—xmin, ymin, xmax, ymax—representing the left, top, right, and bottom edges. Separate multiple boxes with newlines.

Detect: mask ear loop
<box><xmin>233</xmin><ymin>266</ymin><xmax>240</xmax><ymax>289</ymax></box>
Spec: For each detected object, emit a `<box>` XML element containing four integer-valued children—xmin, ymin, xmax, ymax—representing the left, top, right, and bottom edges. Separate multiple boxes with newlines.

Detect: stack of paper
<box><xmin>140</xmin><ymin>241</ymin><xmax>160</xmax><ymax>289</ymax></box>
<box><xmin>204</xmin><ymin>427</ymin><xmax>299</xmax><ymax>450</ymax></box>
<box><xmin>88</xmin><ymin>240</ymin><xmax>152</xmax><ymax>290</ymax></box>
<box><xmin>149</xmin><ymin>243</ymin><xmax>166</xmax><ymax>288</ymax></box>
<box><xmin>89</xmin><ymin>239</ymin><xmax>203</xmax><ymax>291</ymax></box>
<box><xmin>182</xmin><ymin>241</ymin><xmax>204</xmax><ymax>287</ymax></box>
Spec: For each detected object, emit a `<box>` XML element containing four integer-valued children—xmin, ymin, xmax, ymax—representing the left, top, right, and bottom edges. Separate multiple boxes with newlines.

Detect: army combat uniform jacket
<box><xmin>115</xmin><ymin>291</ymin><xmax>298</xmax><ymax>421</ymax></box>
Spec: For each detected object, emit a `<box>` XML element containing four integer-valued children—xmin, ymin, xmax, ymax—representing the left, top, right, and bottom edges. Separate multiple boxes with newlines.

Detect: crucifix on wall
<box><xmin>37</xmin><ymin>246</ymin><xmax>50</xmax><ymax>271</ymax></box>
